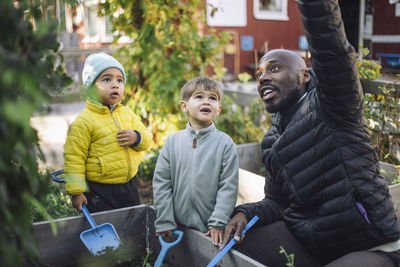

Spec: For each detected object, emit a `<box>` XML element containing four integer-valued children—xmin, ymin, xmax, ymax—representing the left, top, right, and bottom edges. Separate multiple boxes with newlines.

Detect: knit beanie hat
<box><xmin>82</xmin><ymin>52</ymin><xmax>126</xmax><ymax>88</ymax></box>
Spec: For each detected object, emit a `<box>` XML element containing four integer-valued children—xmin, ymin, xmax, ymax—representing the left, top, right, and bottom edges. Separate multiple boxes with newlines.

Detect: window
<box><xmin>101</xmin><ymin>15</ymin><xmax>114</xmax><ymax>42</ymax></box>
<box><xmin>86</xmin><ymin>4</ymin><xmax>98</xmax><ymax>39</ymax></box>
<box><xmin>206</xmin><ymin>0</ymin><xmax>247</xmax><ymax>27</ymax></box>
<box><xmin>83</xmin><ymin>0</ymin><xmax>114</xmax><ymax>43</ymax></box>
<box><xmin>253</xmin><ymin>0</ymin><xmax>288</xmax><ymax>21</ymax></box>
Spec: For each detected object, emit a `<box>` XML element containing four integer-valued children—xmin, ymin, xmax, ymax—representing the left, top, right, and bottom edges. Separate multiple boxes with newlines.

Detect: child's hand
<box><xmin>71</xmin><ymin>193</ymin><xmax>88</xmax><ymax>212</ymax></box>
<box><xmin>156</xmin><ymin>230</ymin><xmax>173</xmax><ymax>239</ymax></box>
<box><xmin>117</xmin><ymin>129</ymin><xmax>138</xmax><ymax>147</ymax></box>
<box><xmin>204</xmin><ymin>227</ymin><xmax>223</xmax><ymax>247</ymax></box>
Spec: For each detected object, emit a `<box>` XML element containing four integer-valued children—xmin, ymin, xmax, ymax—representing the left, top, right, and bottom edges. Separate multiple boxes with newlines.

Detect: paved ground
<box><xmin>31</xmin><ymin>101</ymin><xmax>85</xmax><ymax>171</ymax></box>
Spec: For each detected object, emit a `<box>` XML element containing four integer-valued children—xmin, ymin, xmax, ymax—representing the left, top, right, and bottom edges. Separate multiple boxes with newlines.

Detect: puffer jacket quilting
<box><xmin>64</xmin><ymin>99</ymin><xmax>152</xmax><ymax>195</ymax></box>
<box><xmin>235</xmin><ymin>0</ymin><xmax>400</xmax><ymax>261</ymax></box>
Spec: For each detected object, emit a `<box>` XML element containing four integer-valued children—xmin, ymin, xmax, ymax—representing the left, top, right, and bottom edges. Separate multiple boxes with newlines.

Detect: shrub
<box><xmin>215</xmin><ymin>96</ymin><xmax>268</xmax><ymax>145</ymax></box>
<box><xmin>364</xmin><ymin>76</ymin><xmax>400</xmax><ymax>165</ymax></box>
<box><xmin>0</xmin><ymin>0</ymin><xmax>70</xmax><ymax>265</ymax></box>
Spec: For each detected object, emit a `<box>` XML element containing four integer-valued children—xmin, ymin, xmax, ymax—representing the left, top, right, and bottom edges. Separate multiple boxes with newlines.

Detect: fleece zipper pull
<box><xmin>193</xmin><ymin>137</ymin><xmax>197</xmax><ymax>148</ymax></box>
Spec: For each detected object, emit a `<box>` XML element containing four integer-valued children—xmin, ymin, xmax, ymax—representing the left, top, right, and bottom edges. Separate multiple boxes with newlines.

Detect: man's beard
<box><xmin>265</xmin><ymin>87</ymin><xmax>303</xmax><ymax>113</ymax></box>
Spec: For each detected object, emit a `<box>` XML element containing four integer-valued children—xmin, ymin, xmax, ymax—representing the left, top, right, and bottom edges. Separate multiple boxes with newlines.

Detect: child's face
<box><xmin>180</xmin><ymin>88</ymin><xmax>222</xmax><ymax>130</ymax></box>
<box><xmin>94</xmin><ymin>68</ymin><xmax>124</xmax><ymax>105</ymax></box>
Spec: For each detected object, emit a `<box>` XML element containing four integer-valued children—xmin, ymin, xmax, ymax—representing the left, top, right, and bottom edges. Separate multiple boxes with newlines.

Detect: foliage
<box><xmin>22</xmin><ymin>0</ymin><xmax>80</xmax><ymax>28</ymax></box>
<box><xmin>357</xmin><ymin>46</ymin><xmax>381</xmax><ymax>80</ymax></box>
<box><xmin>215</xmin><ymin>96</ymin><xmax>268</xmax><ymax>145</ymax></box>
<box><xmin>97</xmin><ymin>0</ymin><xmax>242</xmax><ymax>193</ymax></box>
<box><xmin>364</xmin><ymin>75</ymin><xmax>400</xmax><ymax>165</ymax></box>
<box><xmin>137</xmin><ymin>148</ymin><xmax>161</xmax><ymax>183</ymax></box>
<box><xmin>279</xmin><ymin>246</ymin><xmax>295</xmax><ymax>267</ymax></box>
<box><xmin>31</xmin><ymin>172</ymin><xmax>78</xmax><ymax>222</ymax></box>
<box><xmin>237</xmin><ymin>72</ymin><xmax>253</xmax><ymax>83</ymax></box>
<box><xmin>356</xmin><ymin>45</ymin><xmax>400</xmax><ymax>165</ymax></box>
<box><xmin>391</xmin><ymin>165</ymin><xmax>400</xmax><ymax>185</ymax></box>
<box><xmin>100</xmin><ymin>0</ymin><xmax>230</xmax><ymax>125</ymax></box>
<box><xmin>0</xmin><ymin>0</ymin><xmax>70</xmax><ymax>265</ymax></box>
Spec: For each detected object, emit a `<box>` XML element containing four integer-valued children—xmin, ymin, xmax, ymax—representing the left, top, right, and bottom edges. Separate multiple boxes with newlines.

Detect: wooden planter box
<box><xmin>27</xmin><ymin>205</ymin><xmax>265</xmax><ymax>267</ymax></box>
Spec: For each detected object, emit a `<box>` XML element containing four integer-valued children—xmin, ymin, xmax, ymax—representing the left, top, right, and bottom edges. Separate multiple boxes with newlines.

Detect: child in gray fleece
<box><xmin>153</xmin><ymin>76</ymin><xmax>239</xmax><ymax>246</ymax></box>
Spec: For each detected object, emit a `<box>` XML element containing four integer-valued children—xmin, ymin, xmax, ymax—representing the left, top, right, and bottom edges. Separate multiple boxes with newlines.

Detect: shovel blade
<box><xmin>80</xmin><ymin>223</ymin><xmax>121</xmax><ymax>256</ymax></box>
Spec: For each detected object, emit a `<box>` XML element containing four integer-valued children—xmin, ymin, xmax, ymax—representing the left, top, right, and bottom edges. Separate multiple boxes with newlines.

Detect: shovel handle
<box><xmin>51</xmin><ymin>169</ymin><xmax>65</xmax><ymax>183</ymax></box>
<box><xmin>206</xmin><ymin>215</ymin><xmax>259</xmax><ymax>267</ymax></box>
<box><xmin>81</xmin><ymin>204</ymin><xmax>97</xmax><ymax>229</ymax></box>
<box><xmin>154</xmin><ymin>230</ymin><xmax>184</xmax><ymax>267</ymax></box>
<box><xmin>51</xmin><ymin>171</ymin><xmax>97</xmax><ymax>230</ymax></box>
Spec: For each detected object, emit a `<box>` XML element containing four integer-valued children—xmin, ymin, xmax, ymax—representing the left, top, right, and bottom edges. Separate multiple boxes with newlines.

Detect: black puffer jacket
<box><xmin>235</xmin><ymin>0</ymin><xmax>400</xmax><ymax>261</ymax></box>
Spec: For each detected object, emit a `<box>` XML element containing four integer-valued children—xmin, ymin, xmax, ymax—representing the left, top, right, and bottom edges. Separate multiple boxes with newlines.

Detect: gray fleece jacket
<box><xmin>153</xmin><ymin>122</ymin><xmax>239</xmax><ymax>233</ymax></box>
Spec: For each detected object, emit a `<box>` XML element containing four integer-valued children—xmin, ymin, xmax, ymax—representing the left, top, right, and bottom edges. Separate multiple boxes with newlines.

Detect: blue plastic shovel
<box><xmin>154</xmin><ymin>230</ymin><xmax>184</xmax><ymax>267</ymax></box>
<box><xmin>207</xmin><ymin>215</ymin><xmax>259</xmax><ymax>267</ymax></box>
<box><xmin>51</xmin><ymin>170</ymin><xmax>121</xmax><ymax>256</ymax></box>
<box><xmin>80</xmin><ymin>204</ymin><xmax>121</xmax><ymax>256</ymax></box>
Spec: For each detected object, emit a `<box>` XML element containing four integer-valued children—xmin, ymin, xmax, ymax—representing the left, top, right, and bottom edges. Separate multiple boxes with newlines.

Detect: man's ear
<box><xmin>302</xmin><ymin>69</ymin><xmax>311</xmax><ymax>84</ymax></box>
<box><xmin>180</xmin><ymin>100</ymin><xmax>187</xmax><ymax>113</ymax></box>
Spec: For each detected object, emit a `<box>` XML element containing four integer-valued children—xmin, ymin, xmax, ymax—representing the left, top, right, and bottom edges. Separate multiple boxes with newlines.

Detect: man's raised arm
<box><xmin>298</xmin><ymin>0</ymin><xmax>364</xmax><ymax>126</ymax></box>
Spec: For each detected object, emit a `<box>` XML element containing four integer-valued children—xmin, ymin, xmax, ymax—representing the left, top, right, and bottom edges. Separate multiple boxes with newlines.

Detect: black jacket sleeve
<box><xmin>233</xmin><ymin>172</ymin><xmax>287</xmax><ymax>225</ymax></box>
<box><xmin>298</xmin><ymin>0</ymin><xmax>364</xmax><ymax>128</ymax></box>
<box><xmin>234</xmin><ymin>126</ymin><xmax>289</xmax><ymax>225</ymax></box>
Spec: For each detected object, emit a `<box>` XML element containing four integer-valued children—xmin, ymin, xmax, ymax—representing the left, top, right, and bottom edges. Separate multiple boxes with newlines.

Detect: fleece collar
<box><xmin>186</xmin><ymin>122</ymin><xmax>216</xmax><ymax>140</ymax></box>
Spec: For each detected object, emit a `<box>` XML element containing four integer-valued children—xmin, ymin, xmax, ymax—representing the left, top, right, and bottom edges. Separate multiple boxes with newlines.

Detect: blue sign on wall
<box><xmin>241</xmin><ymin>35</ymin><xmax>254</xmax><ymax>51</ymax></box>
<box><xmin>299</xmin><ymin>35</ymin><xmax>308</xmax><ymax>50</ymax></box>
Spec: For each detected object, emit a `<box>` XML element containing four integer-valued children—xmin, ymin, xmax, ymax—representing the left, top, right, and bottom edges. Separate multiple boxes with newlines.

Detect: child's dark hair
<box><xmin>181</xmin><ymin>77</ymin><xmax>223</xmax><ymax>101</ymax></box>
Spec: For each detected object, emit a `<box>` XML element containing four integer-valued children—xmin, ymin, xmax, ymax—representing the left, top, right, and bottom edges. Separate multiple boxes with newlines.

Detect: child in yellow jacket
<box><xmin>64</xmin><ymin>52</ymin><xmax>152</xmax><ymax>212</ymax></box>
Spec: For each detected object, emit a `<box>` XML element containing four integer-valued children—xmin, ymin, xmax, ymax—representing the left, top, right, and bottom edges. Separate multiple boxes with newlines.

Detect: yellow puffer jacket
<box><xmin>64</xmin><ymin>100</ymin><xmax>152</xmax><ymax>195</ymax></box>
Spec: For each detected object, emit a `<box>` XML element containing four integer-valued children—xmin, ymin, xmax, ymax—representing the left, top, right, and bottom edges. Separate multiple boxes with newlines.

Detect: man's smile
<box><xmin>260</xmin><ymin>85</ymin><xmax>278</xmax><ymax>101</ymax></box>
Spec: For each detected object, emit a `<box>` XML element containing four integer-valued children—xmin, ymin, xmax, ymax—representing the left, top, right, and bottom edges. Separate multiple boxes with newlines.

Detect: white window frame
<box><xmin>253</xmin><ymin>0</ymin><xmax>289</xmax><ymax>21</ymax></box>
<box><xmin>82</xmin><ymin>0</ymin><xmax>114</xmax><ymax>43</ymax></box>
<box><xmin>101</xmin><ymin>15</ymin><xmax>114</xmax><ymax>43</ymax></box>
<box><xmin>206</xmin><ymin>0</ymin><xmax>247</xmax><ymax>27</ymax></box>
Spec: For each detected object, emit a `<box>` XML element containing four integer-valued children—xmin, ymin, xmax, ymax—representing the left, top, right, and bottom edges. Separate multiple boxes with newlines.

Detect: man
<box><xmin>221</xmin><ymin>0</ymin><xmax>400</xmax><ymax>266</ymax></box>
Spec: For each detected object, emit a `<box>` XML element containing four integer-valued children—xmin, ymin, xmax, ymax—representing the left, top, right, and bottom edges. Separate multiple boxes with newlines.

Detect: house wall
<box><xmin>373</xmin><ymin>0</ymin><xmax>400</xmax><ymax>36</ymax></box>
<box><xmin>209</xmin><ymin>0</ymin><xmax>305</xmax><ymax>75</ymax></box>
<box><xmin>372</xmin><ymin>0</ymin><xmax>400</xmax><ymax>56</ymax></box>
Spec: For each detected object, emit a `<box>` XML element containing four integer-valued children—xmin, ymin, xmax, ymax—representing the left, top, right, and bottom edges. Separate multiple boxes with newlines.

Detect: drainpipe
<box><xmin>358</xmin><ymin>0</ymin><xmax>365</xmax><ymax>50</ymax></box>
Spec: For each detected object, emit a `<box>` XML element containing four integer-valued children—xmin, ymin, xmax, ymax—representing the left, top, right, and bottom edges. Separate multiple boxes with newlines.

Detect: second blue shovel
<box><xmin>207</xmin><ymin>215</ymin><xmax>259</xmax><ymax>267</ymax></box>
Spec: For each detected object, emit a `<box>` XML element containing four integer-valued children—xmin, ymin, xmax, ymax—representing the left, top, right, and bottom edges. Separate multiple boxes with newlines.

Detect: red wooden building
<box><xmin>367</xmin><ymin>0</ymin><xmax>400</xmax><ymax>70</ymax></box>
<box><xmin>57</xmin><ymin>0</ymin><xmax>400</xmax><ymax>79</ymax></box>
<box><xmin>205</xmin><ymin>0</ymin><xmax>306</xmax><ymax>77</ymax></box>
<box><xmin>206</xmin><ymin>0</ymin><xmax>400</xmax><ymax>76</ymax></box>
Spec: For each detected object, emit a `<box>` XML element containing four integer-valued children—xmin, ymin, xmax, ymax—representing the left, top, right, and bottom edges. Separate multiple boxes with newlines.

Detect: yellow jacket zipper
<box><xmin>110</xmin><ymin>109</ymin><xmax>131</xmax><ymax>179</ymax></box>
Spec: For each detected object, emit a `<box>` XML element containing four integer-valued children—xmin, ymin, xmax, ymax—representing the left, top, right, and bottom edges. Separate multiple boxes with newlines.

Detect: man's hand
<box><xmin>117</xmin><ymin>129</ymin><xmax>138</xmax><ymax>147</ymax></box>
<box><xmin>204</xmin><ymin>227</ymin><xmax>224</xmax><ymax>247</ymax></box>
<box><xmin>221</xmin><ymin>212</ymin><xmax>248</xmax><ymax>249</ymax></box>
<box><xmin>71</xmin><ymin>193</ymin><xmax>88</xmax><ymax>212</ymax></box>
<box><xmin>156</xmin><ymin>230</ymin><xmax>173</xmax><ymax>239</ymax></box>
